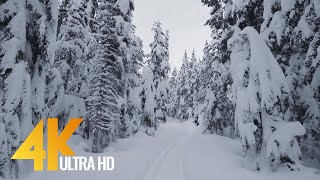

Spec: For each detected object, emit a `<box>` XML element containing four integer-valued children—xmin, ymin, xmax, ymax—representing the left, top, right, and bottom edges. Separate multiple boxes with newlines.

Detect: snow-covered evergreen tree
<box><xmin>260</xmin><ymin>0</ymin><xmax>320</xmax><ymax>164</ymax></box>
<box><xmin>139</xmin><ymin>22</ymin><xmax>170</xmax><ymax>135</ymax></box>
<box><xmin>196</xmin><ymin>59</ymin><xmax>234</xmax><ymax>137</ymax></box>
<box><xmin>140</xmin><ymin>65</ymin><xmax>157</xmax><ymax>135</ymax></box>
<box><xmin>302</xmin><ymin>31</ymin><xmax>320</xmax><ymax>165</ymax></box>
<box><xmin>0</xmin><ymin>0</ymin><xmax>59</xmax><ymax>178</ymax></box>
<box><xmin>229</xmin><ymin>27</ymin><xmax>305</xmax><ymax>171</ymax></box>
<box><xmin>55</xmin><ymin>0</ymin><xmax>90</xmax><ymax>96</ymax></box>
<box><xmin>168</xmin><ymin>68</ymin><xmax>179</xmax><ymax>118</ymax></box>
<box><xmin>202</xmin><ymin>0</ymin><xmax>234</xmax><ymax>64</ymax></box>
<box><xmin>148</xmin><ymin>22</ymin><xmax>170</xmax><ymax>124</ymax></box>
<box><xmin>224</xmin><ymin>0</ymin><xmax>264</xmax><ymax>32</ymax></box>
<box><xmin>87</xmin><ymin>0</ymin><xmax>123</xmax><ymax>153</ymax></box>
<box><xmin>188</xmin><ymin>50</ymin><xmax>199</xmax><ymax>119</ymax></box>
<box><xmin>177</xmin><ymin>50</ymin><xmax>198</xmax><ymax>122</ymax></box>
<box><xmin>114</xmin><ymin>0</ymin><xmax>144</xmax><ymax>138</ymax></box>
<box><xmin>176</xmin><ymin>50</ymin><xmax>202</xmax><ymax>124</ymax></box>
<box><xmin>30</xmin><ymin>0</ymin><xmax>60</xmax><ymax>126</ymax></box>
<box><xmin>0</xmin><ymin>63</ymin><xmax>30</xmax><ymax>179</ymax></box>
<box><xmin>119</xmin><ymin>34</ymin><xmax>144</xmax><ymax>138</ymax></box>
<box><xmin>54</xmin><ymin>0</ymin><xmax>92</xmax><ymax>132</ymax></box>
<box><xmin>177</xmin><ymin>52</ymin><xmax>191</xmax><ymax>122</ymax></box>
<box><xmin>197</xmin><ymin>0</ymin><xmax>235</xmax><ymax>137</ymax></box>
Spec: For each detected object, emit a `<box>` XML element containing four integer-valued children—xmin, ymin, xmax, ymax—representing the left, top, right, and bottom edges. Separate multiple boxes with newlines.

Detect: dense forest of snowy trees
<box><xmin>0</xmin><ymin>0</ymin><xmax>319</xmax><ymax>179</ymax></box>
<box><xmin>170</xmin><ymin>0</ymin><xmax>320</xmax><ymax>172</ymax></box>
<box><xmin>0</xmin><ymin>0</ymin><xmax>161</xmax><ymax>178</ymax></box>
<box><xmin>192</xmin><ymin>0</ymin><xmax>319</xmax><ymax>171</ymax></box>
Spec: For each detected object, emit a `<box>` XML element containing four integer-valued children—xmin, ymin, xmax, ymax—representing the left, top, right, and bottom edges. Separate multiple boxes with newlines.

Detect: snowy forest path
<box><xmin>25</xmin><ymin>121</ymin><xmax>320</xmax><ymax>180</ymax></box>
<box><xmin>136</xmin><ymin>121</ymin><xmax>195</xmax><ymax>180</ymax></box>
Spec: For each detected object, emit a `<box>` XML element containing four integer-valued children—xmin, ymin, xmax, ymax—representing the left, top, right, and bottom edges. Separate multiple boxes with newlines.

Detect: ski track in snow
<box><xmin>140</xmin><ymin>142</ymin><xmax>178</xmax><ymax>180</ymax></box>
<box><xmin>143</xmin><ymin>128</ymin><xmax>193</xmax><ymax>180</ymax></box>
<box><xmin>25</xmin><ymin>121</ymin><xmax>319</xmax><ymax>180</ymax></box>
<box><xmin>135</xmin><ymin>121</ymin><xmax>195</xmax><ymax>180</ymax></box>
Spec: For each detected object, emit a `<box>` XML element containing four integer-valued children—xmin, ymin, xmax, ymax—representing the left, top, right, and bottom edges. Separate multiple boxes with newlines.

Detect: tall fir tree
<box><xmin>168</xmin><ymin>68</ymin><xmax>179</xmax><ymax>118</ymax></box>
<box><xmin>188</xmin><ymin>50</ymin><xmax>199</xmax><ymax>120</ymax></box>
<box><xmin>177</xmin><ymin>52</ymin><xmax>190</xmax><ymax>122</ymax></box>
<box><xmin>87</xmin><ymin>0</ymin><xmax>123</xmax><ymax>153</ymax></box>
<box><xmin>148</xmin><ymin>22</ymin><xmax>170</xmax><ymax>124</ymax></box>
<box><xmin>140</xmin><ymin>22</ymin><xmax>170</xmax><ymax>135</ymax></box>
<box><xmin>114</xmin><ymin>0</ymin><xmax>144</xmax><ymax>138</ymax></box>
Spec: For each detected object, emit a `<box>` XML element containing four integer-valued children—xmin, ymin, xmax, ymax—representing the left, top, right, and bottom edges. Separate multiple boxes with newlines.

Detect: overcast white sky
<box><xmin>133</xmin><ymin>0</ymin><xmax>211</xmax><ymax>69</ymax></box>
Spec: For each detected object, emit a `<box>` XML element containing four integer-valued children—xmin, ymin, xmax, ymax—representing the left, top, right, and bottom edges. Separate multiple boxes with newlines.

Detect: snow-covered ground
<box><xmin>25</xmin><ymin>120</ymin><xmax>319</xmax><ymax>180</ymax></box>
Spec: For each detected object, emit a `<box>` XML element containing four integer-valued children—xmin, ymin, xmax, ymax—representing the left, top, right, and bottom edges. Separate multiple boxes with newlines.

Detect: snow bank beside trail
<box><xmin>25</xmin><ymin>121</ymin><xmax>319</xmax><ymax>180</ymax></box>
<box><xmin>185</xmin><ymin>133</ymin><xmax>319</xmax><ymax>180</ymax></box>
